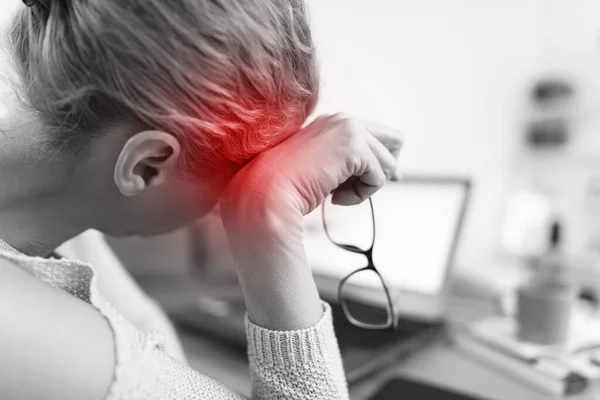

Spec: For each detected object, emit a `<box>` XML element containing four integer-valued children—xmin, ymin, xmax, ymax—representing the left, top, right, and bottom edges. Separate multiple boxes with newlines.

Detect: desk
<box><xmin>177</xmin><ymin>297</ymin><xmax>600</xmax><ymax>400</ymax></box>
<box><xmin>349</xmin><ymin>340</ymin><xmax>600</xmax><ymax>400</ymax></box>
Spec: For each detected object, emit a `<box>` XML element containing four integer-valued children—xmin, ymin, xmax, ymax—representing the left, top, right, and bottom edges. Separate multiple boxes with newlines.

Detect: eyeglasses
<box><xmin>322</xmin><ymin>196</ymin><xmax>398</xmax><ymax>330</ymax></box>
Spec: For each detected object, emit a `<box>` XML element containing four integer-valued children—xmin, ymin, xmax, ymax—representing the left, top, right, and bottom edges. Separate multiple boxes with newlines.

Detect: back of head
<box><xmin>8</xmin><ymin>0</ymin><xmax>318</xmax><ymax>177</ymax></box>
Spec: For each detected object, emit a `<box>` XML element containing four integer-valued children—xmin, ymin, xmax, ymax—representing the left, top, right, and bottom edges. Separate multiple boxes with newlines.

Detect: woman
<box><xmin>0</xmin><ymin>0</ymin><xmax>403</xmax><ymax>399</ymax></box>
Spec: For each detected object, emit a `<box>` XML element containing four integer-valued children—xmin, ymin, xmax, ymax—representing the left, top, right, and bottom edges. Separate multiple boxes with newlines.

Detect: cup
<box><xmin>516</xmin><ymin>282</ymin><xmax>576</xmax><ymax>345</ymax></box>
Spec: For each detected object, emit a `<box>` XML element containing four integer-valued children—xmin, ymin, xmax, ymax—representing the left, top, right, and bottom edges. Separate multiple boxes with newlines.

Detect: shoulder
<box><xmin>0</xmin><ymin>257</ymin><xmax>115</xmax><ymax>400</ymax></box>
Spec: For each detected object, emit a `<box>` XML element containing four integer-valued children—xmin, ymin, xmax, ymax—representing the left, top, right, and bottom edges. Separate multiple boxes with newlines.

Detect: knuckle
<box><xmin>325</xmin><ymin>114</ymin><xmax>371</xmax><ymax>169</ymax></box>
<box><xmin>395</xmin><ymin>130</ymin><xmax>405</xmax><ymax>143</ymax></box>
<box><xmin>332</xmin><ymin>113</ymin><xmax>361</xmax><ymax>134</ymax></box>
<box><xmin>345</xmin><ymin>135</ymin><xmax>365</xmax><ymax>163</ymax></box>
<box><xmin>331</xmin><ymin>112</ymin><xmax>351</xmax><ymax>122</ymax></box>
<box><xmin>344</xmin><ymin>150</ymin><xmax>362</xmax><ymax>173</ymax></box>
<box><xmin>335</xmin><ymin>119</ymin><xmax>366</xmax><ymax>150</ymax></box>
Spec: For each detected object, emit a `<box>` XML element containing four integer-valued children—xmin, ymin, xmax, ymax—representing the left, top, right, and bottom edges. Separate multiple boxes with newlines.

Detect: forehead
<box><xmin>0</xmin><ymin>0</ymin><xmax>20</xmax><ymax>24</ymax></box>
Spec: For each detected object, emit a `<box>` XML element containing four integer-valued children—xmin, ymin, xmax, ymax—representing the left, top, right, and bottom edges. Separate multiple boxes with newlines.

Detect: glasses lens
<box><xmin>340</xmin><ymin>269</ymin><xmax>392</xmax><ymax>328</ymax></box>
<box><xmin>323</xmin><ymin>197</ymin><xmax>374</xmax><ymax>252</ymax></box>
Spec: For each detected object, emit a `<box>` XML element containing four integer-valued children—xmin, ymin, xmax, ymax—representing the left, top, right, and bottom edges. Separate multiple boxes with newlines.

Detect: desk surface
<box><xmin>350</xmin><ymin>339</ymin><xmax>600</xmax><ymax>400</ymax></box>
<box><xmin>177</xmin><ymin>297</ymin><xmax>600</xmax><ymax>400</ymax></box>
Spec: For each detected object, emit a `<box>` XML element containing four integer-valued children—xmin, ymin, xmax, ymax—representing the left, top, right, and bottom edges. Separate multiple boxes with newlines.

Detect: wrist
<box><xmin>221</xmin><ymin>188</ymin><xmax>302</xmax><ymax>250</ymax></box>
<box><xmin>220</xmin><ymin>188</ymin><xmax>322</xmax><ymax>330</ymax></box>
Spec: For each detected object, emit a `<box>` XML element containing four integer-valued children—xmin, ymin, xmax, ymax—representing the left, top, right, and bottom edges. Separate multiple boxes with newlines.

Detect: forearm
<box><xmin>227</xmin><ymin>202</ymin><xmax>322</xmax><ymax>331</ymax></box>
<box><xmin>237</xmin><ymin>254</ymin><xmax>322</xmax><ymax>331</ymax></box>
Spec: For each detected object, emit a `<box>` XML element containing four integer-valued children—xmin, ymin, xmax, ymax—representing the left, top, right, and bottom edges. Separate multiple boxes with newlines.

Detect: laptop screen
<box><xmin>303</xmin><ymin>178</ymin><xmax>468</xmax><ymax>296</ymax></box>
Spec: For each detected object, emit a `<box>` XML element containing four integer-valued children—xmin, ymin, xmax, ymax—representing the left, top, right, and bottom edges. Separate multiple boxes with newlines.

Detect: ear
<box><xmin>114</xmin><ymin>130</ymin><xmax>181</xmax><ymax>197</ymax></box>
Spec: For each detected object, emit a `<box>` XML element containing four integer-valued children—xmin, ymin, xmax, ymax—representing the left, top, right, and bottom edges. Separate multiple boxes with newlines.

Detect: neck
<box><xmin>0</xmin><ymin>158</ymin><xmax>91</xmax><ymax>256</ymax></box>
<box><xmin>0</xmin><ymin>104</ymin><xmax>94</xmax><ymax>256</ymax></box>
<box><xmin>0</xmin><ymin>195</ymin><xmax>89</xmax><ymax>257</ymax></box>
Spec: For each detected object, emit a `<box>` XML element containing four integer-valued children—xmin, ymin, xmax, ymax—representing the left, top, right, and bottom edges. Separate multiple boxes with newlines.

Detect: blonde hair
<box><xmin>8</xmin><ymin>0</ymin><xmax>318</xmax><ymax>175</ymax></box>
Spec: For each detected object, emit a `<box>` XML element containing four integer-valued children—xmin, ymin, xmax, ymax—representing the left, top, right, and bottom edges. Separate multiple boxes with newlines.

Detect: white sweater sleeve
<box><xmin>246</xmin><ymin>302</ymin><xmax>349</xmax><ymax>399</ymax></box>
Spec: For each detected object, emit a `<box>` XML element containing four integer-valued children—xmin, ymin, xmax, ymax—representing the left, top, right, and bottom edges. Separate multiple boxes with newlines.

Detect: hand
<box><xmin>220</xmin><ymin>114</ymin><xmax>403</xmax><ymax>329</ymax></box>
<box><xmin>221</xmin><ymin>114</ymin><xmax>403</xmax><ymax>227</ymax></box>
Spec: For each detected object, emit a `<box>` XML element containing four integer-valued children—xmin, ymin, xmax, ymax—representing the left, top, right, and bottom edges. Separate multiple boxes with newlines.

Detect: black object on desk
<box><xmin>370</xmin><ymin>376</ymin><xmax>490</xmax><ymax>400</ymax></box>
<box><xmin>329</xmin><ymin>298</ymin><xmax>443</xmax><ymax>382</ymax></box>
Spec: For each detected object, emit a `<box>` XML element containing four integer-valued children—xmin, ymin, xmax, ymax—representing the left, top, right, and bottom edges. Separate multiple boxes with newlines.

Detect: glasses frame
<box><xmin>322</xmin><ymin>197</ymin><xmax>398</xmax><ymax>331</ymax></box>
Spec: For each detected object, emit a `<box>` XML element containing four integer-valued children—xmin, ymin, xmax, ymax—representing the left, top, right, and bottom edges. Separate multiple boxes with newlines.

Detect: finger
<box><xmin>361</xmin><ymin>120</ymin><xmax>404</xmax><ymax>159</ymax></box>
<box><xmin>366</xmin><ymin>133</ymin><xmax>398</xmax><ymax>180</ymax></box>
<box><xmin>332</xmin><ymin>150</ymin><xmax>386</xmax><ymax>206</ymax></box>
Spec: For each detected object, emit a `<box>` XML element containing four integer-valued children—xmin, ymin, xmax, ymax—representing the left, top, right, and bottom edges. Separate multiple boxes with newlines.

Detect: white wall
<box><xmin>308</xmin><ymin>0</ymin><xmax>547</xmax><ymax>270</ymax></box>
<box><xmin>507</xmin><ymin>0</ymin><xmax>600</xmax><ymax>259</ymax></box>
<box><xmin>0</xmin><ymin>1</ymin><xmax>17</xmax><ymax>23</ymax></box>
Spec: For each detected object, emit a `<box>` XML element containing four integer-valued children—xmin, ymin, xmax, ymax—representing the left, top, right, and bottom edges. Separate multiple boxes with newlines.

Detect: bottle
<box><xmin>516</xmin><ymin>219</ymin><xmax>577</xmax><ymax>345</ymax></box>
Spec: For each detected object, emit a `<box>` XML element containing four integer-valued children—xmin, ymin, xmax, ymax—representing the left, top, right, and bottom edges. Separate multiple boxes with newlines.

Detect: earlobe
<box><xmin>113</xmin><ymin>130</ymin><xmax>181</xmax><ymax>196</ymax></box>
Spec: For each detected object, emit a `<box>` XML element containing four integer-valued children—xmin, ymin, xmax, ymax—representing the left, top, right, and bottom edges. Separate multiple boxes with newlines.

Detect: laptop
<box><xmin>171</xmin><ymin>175</ymin><xmax>471</xmax><ymax>382</ymax></box>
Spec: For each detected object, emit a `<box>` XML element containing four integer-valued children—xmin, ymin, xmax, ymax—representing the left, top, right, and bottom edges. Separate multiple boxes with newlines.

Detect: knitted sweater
<box><xmin>0</xmin><ymin>239</ymin><xmax>349</xmax><ymax>399</ymax></box>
